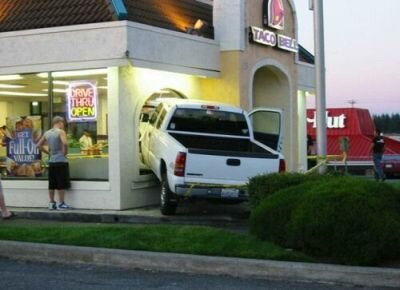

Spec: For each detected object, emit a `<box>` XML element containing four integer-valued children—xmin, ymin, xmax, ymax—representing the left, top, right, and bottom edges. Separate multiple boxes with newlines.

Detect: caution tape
<box><xmin>306</xmin><ymin>153</ymin><xmax>348</xmax><ymax>174</ymax></box>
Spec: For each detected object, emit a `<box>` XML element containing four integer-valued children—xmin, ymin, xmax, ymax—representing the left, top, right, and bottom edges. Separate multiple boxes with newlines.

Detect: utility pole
<box><xmin>311</xmin><ymin>0</ymin><xmax>327</xmax><ymax>173</ymax></box>
<box><xmin>348</xmin><ymin>99</ymin><xmax>357</xmax><ymax>108</ymax></box>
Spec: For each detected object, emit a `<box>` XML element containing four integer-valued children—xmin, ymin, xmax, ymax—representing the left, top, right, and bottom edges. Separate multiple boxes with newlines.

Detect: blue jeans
<box><xmin>373</xmin><ymin>153</ymin><xmax>385</xmax><ymax>181</ymax></box>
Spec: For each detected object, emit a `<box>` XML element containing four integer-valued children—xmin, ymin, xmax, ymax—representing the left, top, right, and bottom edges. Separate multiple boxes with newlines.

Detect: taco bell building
<box><xmin>0</xmin><ymin>0</ymin><xmax>315</xmax><ymax>210</ymax></box>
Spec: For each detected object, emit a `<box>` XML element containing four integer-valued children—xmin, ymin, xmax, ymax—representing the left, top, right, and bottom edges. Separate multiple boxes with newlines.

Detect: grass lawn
<box><xmin>390</xmin><ymin>181</ymin><xmax>400</xmax><ymax>190</ymax></box>
<box><xmin>0</xmin><ymin>223</ymin><xmax>312</xmax><ymax>263</ymax></box>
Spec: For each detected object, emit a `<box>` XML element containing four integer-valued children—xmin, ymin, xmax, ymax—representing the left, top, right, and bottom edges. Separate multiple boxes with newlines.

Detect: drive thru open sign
<box><xmin>67</xmin><ymin>81</ymin><xmax>98</xmax><ymax>122</ymax></box>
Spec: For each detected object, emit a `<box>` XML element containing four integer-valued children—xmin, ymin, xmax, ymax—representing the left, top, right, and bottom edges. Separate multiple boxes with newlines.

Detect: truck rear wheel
<box><xmin>160</xmin><ymin>173</ymin><xmax>177</xmax><ymax>215</ymax></box>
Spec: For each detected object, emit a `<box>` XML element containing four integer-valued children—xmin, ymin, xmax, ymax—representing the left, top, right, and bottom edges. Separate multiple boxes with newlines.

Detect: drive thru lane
<box><xmin>0</xmin><ymin>258</ymin><xmax>384</xmax><ymax>290</ymax></box>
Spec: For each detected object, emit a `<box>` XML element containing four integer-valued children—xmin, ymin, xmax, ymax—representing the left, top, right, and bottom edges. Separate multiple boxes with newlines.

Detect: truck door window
<box><xmin>168</xmin><ymin>108</ymin><xmax>249</xmax><ymax>136</ymax></box>
<box><xmin>250</xmin><ymin>110</ymin><xmax>281</xmax><ymax>150</ymax></box>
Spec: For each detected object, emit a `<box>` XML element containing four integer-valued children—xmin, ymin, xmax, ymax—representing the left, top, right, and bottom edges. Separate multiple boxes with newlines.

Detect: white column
<box><xmin>313</xmin><ymin>0</ymin><xmax>327</xmax><ymax>172</ymax></box>
<box><xmin>107</xmin><ymin>66</ymin><xmax>122</xmax><ymax>209</ymax></box>
<box><xmin>297</xmin><ymin>90</ymin><xmax>308</xmax><ymax>172</ymax></box>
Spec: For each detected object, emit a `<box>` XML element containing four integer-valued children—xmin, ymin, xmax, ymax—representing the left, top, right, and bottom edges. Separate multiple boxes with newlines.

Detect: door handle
<box><xmin>227</xmin><ymin>159</ymin><xmax>241</xmax><ymax>166</ymax></box>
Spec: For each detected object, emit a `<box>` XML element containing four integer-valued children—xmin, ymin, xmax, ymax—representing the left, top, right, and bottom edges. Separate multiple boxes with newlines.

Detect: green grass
<box><xmin>390</xmin><ymin>181</ymin><xmax>400</xmax><ymax>190</ymax></box>
<box><xmin>0</xmin><ymin>224</ymin><xmax>312</xmax><ymax>262</ymax></box>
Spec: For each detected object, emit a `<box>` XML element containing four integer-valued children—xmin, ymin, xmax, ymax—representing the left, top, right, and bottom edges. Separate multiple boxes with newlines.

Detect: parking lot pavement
<box><xmin>0</xmin><ymin>258</ymin><xmax>385</xmax><ymax>290</ymax></box>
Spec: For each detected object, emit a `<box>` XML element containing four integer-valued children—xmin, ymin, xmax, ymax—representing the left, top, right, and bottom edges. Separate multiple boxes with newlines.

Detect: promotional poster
<box><xmin>5</xmin><ymin>116</ymin><xmax>44</xmax><ymax>177</ymax></box>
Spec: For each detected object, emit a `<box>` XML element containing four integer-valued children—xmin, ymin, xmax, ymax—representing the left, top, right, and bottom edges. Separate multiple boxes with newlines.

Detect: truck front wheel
<box><xmin>160</xmin><ymin>173</ymin><xmax>177</xmax><ymax>215</ymax></box>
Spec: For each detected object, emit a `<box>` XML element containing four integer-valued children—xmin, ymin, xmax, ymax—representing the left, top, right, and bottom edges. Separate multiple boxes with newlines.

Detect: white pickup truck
<box><xmin>140</xmin><ymin>99</ymin><xmax>285</xmax><ymax>215</ymax></box>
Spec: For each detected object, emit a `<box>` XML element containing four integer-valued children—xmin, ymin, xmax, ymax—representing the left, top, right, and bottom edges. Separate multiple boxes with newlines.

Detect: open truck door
<box><xmin>248</xmin><ymin>108</ymin><xmax>283</xmax><ymax>152</ymax></box>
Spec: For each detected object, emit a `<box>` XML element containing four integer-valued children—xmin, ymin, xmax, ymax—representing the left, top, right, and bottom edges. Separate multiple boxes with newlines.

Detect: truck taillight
<box><xmin>279</xmin><ymin>159</ymin><xmax>286</xmax><ymax>174</ymax></box>
<box><xmin>174</xmin><ymin>152</ymin><xmax>187</xmax><ymax>177</ymax></box>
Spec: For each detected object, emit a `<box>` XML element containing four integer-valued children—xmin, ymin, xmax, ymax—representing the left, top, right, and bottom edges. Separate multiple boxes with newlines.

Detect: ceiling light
<box><xmin>32</xmin><ymin>101</ymin><xmax>39</xmax><ymax>106</ymax></box>
<box><xmin>0</xmin><ymin>74</ymin><xmax>23</xmax><ymax>81</ymax></box>
<box><xmin>98</xmin><ymin>86</ymin><xmax>108</xmax><ymax>90</ymax></box>
<box><xmin>42</xmin><ymin>81</ymin><xmax>70</xmax><ymax>86</ymax></box>
<box><xmin>0</xmin><ymin>91</ymin><xmax>47</xmax><ymax>97</ymax></box>
<box><xmin>186</xmin><ymin>19</ymin><xmax>208</xmax><ymax>36</ymax></box>
<box><xmin>42</xmin><ymin>89</ymin><xmax>67</xmax><ymax>93</ymax></box>
<box><xmin>0</xmin><ymin>84</ymin><xmax>26</xmax><ymax>89</ymax></box>
<box><xmin>37</xmin><ymin>69</ymin><xmax>107</xmax><ymax>78</ymax></box>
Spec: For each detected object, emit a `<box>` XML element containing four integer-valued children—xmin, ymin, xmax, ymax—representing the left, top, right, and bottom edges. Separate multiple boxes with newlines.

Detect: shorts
<box><xmin>48</xmin><ymin>163</ymin><xmax>70</xmax><ymax>190</ymax></box>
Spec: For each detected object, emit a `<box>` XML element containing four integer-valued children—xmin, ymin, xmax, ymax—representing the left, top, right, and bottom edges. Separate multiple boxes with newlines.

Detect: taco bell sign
<box><xmin>250</xmin><ymin>27</ymin><xmax>298</xmax><ymax>52</ymax></box>
<box><xmin>264</xmin><ymin>0</ymin><xmax>285</xmax><ymax>30</ymax></box>
<box><xmin>250</xmin><ymin>0</ymin><xmax>298</xmax><ymax>53</ymax></box>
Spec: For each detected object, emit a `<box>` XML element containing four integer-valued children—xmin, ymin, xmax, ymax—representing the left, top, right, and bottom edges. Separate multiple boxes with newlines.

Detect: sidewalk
<box><xmin>7</xmin><ymin>202</ymin><xmax>249</xmax><ymax>230</ymax></box>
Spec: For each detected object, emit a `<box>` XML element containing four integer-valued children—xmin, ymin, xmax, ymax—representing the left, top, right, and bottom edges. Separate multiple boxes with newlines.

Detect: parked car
<box><xmin>140</xmin><ymin>98</ymin><xmax>285</xmax><ymax>215</ymax></box>
<box><xmin>382</xmin><ymin>154</ymin><xmax>400</xmax><ymax>178</ymax></box>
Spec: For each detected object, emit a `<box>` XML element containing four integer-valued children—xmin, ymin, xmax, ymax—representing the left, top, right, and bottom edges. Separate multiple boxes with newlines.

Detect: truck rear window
<box><xmin>167</xmin><ymin>108</ymin><xmax>249</xmax><ymax>136</ymax></box>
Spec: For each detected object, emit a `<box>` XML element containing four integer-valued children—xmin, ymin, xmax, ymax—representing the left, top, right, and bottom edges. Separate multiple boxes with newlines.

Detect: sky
<box><xmin>293</xmin><ymin>0</ymin><xmax>400</xmax><ymax>115</ymax></box>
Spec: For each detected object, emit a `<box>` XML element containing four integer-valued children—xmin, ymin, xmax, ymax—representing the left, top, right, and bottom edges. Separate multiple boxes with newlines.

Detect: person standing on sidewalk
<box><xmin>371</xmin><ymin>129</ymin><xmax>386</xmax><ymax>181</ymax></box>
<box><xmin>37</xmin><ymin>116</ymin><xmax>71</xmax><ymax>210</ymax></box>
<box><xmin>0</xmin><ymin>180</ymin><xmax>16</xmax><ymax>220</ymax></box>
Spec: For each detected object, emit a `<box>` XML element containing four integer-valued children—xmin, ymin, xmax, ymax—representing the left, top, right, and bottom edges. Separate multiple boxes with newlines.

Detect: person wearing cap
<box><xmin>371</xmin><ymin>128</ymin><xmax>386</xmax><ymax>182</ymax></box>
<box><xmin>37</xmin><ymin>116</ymin><xmax>71</xmax><ymax>210</ymax></box>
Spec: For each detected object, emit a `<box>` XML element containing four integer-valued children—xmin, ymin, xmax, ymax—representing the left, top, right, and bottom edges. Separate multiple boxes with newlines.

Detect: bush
<box><xmin>250</xmin><ymin>176</ymin><xmax>400</xmax><ymax>266</ymax></box>
<box><xmin>248</xmin><ymin>172</ymin><xmax>341</xmax><ymax>208</ymax></box>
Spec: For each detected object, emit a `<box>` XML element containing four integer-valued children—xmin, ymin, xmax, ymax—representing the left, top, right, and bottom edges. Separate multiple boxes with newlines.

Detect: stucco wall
<box><xmin>116</xmin><ymin>65</ymin><xmax>209</xmax><ymax>209</ymax></box>
<box><xmin>212</xmin><ymin>0</ymin><xmax>300</xmax><ymax>170</ymax></box>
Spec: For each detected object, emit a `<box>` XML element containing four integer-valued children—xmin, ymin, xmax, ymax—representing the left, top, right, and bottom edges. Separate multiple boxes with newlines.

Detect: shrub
<box><xmin>247</xmin><ymin>172</ymin><xmax>340</xmax><ymax>208</ymax></box>
<box><xmin>250</xmin><ymin>176</ymin><xmax>400</xmax><ymax>266</ymax></box>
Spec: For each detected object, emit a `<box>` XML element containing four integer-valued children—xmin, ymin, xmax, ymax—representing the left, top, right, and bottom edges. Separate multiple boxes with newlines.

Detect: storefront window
<box><xmin>0</xmin><ymin>69</ymin><xmax>109</xmax><ymax>181</ymax></box>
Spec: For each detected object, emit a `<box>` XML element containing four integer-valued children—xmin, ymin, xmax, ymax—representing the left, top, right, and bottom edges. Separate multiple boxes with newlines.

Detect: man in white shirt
<box><xmin>79</xmin><ymin>130</ymin><xmax>93</xmax><ymax>152</ymax></box>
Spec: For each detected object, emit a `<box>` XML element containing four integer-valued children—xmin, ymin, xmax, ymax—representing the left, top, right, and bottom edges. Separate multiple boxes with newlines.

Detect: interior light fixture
<box><xmin>186</xmin><ymin>19</ymin><xmax>208</xmax><ymax>36</ymax></box>
<box><xmin>98</xmin><ymin>86</ymin><xmax>108</xmax><ymax>90</ymax></box>
<box><xmin>41</xmin><ymin>80</ymin><xmax>70</xmax><ymax>86</ymax></box>
<box><xmin>0</xmin><ymin>91</ymin><xmax>47</xmax><ymax>97</ymax></box>
<box><xmin>37</xmin><ymin>69</ymin><xmax>108</xmax><ymax>78</ymax></box>
<box><xmin>32</xmin><ymin>101</ymin><xmax>39</xmax><ymax>106</ymax></box>
<box><xmin>0</xmin><ymin>84</ymin><xmax>26</xmax><ymax>89</ymax></box>
<box><xmin>42</xmin><ymin>89</ymin><xmax>67</xmax><ymax>93</ymax></box>
<box><xmin>0</xmin><ymin>74</ymin><xmax>23</xmax><ymax>81</ymax></box>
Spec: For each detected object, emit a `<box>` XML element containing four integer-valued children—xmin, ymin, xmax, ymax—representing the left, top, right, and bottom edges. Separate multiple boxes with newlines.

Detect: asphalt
<box><xmin>0</xmin><ymin>258</ymin><xmax>372</xmax><ymax>290</ymax></box>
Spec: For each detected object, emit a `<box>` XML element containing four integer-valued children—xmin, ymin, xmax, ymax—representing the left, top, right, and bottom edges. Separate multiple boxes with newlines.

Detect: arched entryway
<box><xmin>250</xmin><ymin>61</ymin><xmax>293</xmax><ymax>168</ymax></box>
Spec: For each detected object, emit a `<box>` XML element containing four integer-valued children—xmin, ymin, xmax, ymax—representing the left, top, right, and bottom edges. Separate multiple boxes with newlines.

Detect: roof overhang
<box><xmin>0</xmin><ymin>21</ymin><xmax>220</xmax><ymax>77</ymax></box>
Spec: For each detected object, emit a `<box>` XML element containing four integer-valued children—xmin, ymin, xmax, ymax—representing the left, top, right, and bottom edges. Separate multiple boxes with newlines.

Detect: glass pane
<box><xmin>168</xmin><ymin>108</ymin><xmax>250</xmax><ymax>137</ymax></box>
<box><xmin>49</xmin><ymin>69</ymin><xmax>109</xmax><ymax>181</ymax></box>
<box><xmin>0</xmin><ymin>73</ymin><xmax>49</xmax><ymax>179</ymax></box>
<box><xmin>250</xmin><ymin>110</ymin><xmax>281</xmax><ymax>150</ymax></box>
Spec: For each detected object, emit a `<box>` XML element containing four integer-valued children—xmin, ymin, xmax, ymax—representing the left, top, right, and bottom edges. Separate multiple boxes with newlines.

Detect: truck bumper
<box><xmin>175</xmin><ymin>184</ymin><xmax>248</xmax><ymax>201</ymax></box>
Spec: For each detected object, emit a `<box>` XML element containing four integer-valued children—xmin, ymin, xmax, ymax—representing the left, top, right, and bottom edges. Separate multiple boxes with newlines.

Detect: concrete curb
<box><xmin>0</xmin><ymin>241</ymin><xmax>399</xmax><ymax>288</ymax></box>
<box><xmin>12</xmin><ymin>209</ymin><xmax>248</xmax><ymax>228</ymax></box>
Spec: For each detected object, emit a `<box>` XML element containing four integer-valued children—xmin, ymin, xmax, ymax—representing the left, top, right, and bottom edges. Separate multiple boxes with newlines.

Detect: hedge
<box><xmin>250</xmin><ymin>176</ymin><xmax>400</xmax><ymax>266</ymax></box>
<box><xmin>247</xmin><ymin>172</ymin><xmax>341</xmax><ymax>208</ymax></box>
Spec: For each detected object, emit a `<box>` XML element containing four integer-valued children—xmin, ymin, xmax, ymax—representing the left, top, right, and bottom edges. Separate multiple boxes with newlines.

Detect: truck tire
<box><xmin>160</xmin><ymin>173</ymin><xmax>177</xmax><ymax>215</ymax></box>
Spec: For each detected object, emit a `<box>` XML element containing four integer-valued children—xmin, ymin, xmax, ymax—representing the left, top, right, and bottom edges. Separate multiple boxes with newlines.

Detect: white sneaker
<box><xmin>48</xmin><ymin>202</ymin><xmax>57</xmax><ymax>210</ymax></box>
<box><xmin>57</xmin><ymin>202</ymin><xmax>72</xmax><ymax>210</ymax></box>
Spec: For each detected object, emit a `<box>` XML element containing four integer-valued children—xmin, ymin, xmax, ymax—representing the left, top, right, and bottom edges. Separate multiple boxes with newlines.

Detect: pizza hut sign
<box><xmin>67</xmin><ymin>81</ymin><xmax>98</xmax><ymax>122</ymax></box>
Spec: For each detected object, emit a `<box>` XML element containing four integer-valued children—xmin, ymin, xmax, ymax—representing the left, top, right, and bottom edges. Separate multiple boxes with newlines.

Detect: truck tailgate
<box><xmin>184</xmin><ymin>148</ymin><xmax>279</xmax><ymax>184</ymax></box>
